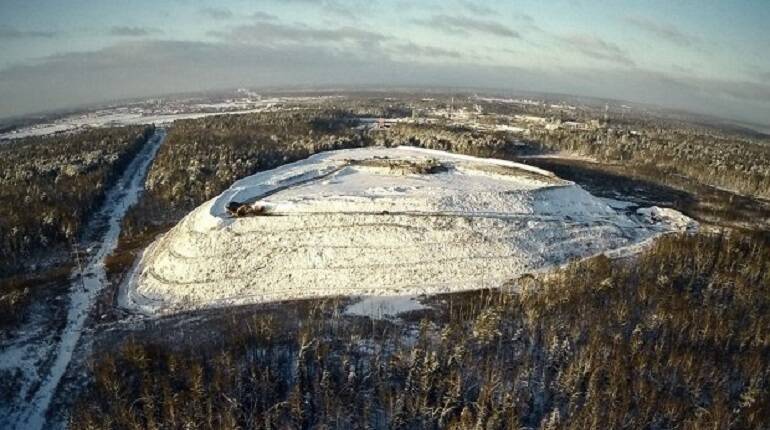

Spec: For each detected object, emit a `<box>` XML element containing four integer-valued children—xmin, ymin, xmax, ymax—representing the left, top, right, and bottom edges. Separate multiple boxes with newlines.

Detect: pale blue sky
<box><xmin>1</xmin><ymin>0</ymin><xmax>769</xmax><ymax>125</ymax></box>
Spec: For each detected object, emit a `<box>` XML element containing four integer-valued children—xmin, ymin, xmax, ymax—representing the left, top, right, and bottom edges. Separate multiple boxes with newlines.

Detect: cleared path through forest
<box><xmin>13</xmin><ymin>128</ymin><xmax>166</xmax><ymax>430</ymax></box>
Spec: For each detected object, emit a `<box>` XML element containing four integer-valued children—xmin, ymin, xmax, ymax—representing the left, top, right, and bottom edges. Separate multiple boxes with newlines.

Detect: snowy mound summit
<box><xmin>124</xmin><ymin>147</ymin><xmax>694</xmax><ymax>314</ymax></box>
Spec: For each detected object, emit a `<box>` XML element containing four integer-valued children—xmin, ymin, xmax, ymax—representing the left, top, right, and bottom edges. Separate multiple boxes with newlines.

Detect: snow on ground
<box><xmin>0</xmin><ymin>315</ymin><xmax>56</xmax><ymax>412</ymax></box>
<box><xmin>121</xmin><ymin>146</ymin><xmax>694</xmax><ymax>316</ymax></box>
<box><xmin>0</xmin><ymin>109</ymin><xmax>266</xmax><ymax>141</ymax></box>
<box><xmin>600</xmin><ymin>197</ymin><xmax>639</xmax><ymax>210</ymax></box>
<box><xmin>0</xmin><ymin>129</ymin><xmax>166</xmax><ymax>430</ymax></box>
<box><xmin>493</xmin><ymin>124</ymin><xmax>526</xmax><ymax>133</ymax></box>
<box><xmin>637</xmin><ymin>206</ymin><xmax>699</xmax><ymax>232</ymax></box>
<box><xmin>345</xmin><ymin>296</ymin><xmax>427</xmax><ymax>319</ymax></box>
<box><xmin>0</xmin><ymin>96</ymin><xmax>338</xmax><ymax>141</ymax></box>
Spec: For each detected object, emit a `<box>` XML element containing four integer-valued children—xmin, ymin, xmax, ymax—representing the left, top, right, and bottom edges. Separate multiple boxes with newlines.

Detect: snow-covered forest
<box><xmin>71</xmin><ymin>231</ymin><xmax>770</xmax><ymax>429</ymax></box>
<box><xmin>0</xmin><ymin>126</ymin><xmax>154</xmax><ymax>327</ymax></box>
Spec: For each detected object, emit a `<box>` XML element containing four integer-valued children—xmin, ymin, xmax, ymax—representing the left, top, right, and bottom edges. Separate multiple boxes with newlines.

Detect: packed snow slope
<box><xmin>124</xmin><ymin>146</ymin><xmax>695</xmax><ymax>314</ymax></box>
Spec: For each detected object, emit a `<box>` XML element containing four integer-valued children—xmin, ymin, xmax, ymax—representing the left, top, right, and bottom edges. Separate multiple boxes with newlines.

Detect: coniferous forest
<box><xmin>0</xmin><ymin>126</ymin><xmax>154</xmax><ymax>328</ymax></box>
<box><xmin>71</xmin><ymin>232</ymin><xmax>770</xmax><ymax>429</ymax></box>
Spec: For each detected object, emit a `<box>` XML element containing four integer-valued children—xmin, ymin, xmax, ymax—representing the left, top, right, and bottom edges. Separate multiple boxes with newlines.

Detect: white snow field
<box><xmin>122</xmin><ymin>146</ymin><xmax>694</xmax><ymax>315</ymax></box>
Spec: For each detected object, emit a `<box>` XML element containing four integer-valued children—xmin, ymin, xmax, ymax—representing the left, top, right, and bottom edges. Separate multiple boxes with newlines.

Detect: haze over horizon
<box><xmin>1</xmin><ymin>0</ymin><xmax>768</xmax><ymax>126</ymax></box>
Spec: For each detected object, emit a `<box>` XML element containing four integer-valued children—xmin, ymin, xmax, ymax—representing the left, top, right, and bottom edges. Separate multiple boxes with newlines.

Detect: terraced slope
<box><xmin>122</xmin><ymin>147</ymin><xmax>694</xmax><ymax>314</ymax></box>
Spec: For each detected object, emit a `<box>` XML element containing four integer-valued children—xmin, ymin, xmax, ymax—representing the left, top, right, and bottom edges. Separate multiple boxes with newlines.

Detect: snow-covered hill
<box><xmin>122</xmin><ymin>147</ymin><xmax>695</xmax><ymax>315</ymax></box>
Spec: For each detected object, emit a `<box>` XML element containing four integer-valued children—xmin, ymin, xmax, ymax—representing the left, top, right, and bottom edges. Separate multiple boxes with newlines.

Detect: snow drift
<box><xmin>123</xmin><ymin>147</ymin><xmax>694</xmax><ymax>315</ymax></box>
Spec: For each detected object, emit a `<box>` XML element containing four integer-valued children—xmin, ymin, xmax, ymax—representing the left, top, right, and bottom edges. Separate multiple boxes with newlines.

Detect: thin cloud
<box><xmin>0</xmin><ymin>26</ymin><xmax>57</xmax><ymax>39</ymax></box>
<box><xmin>670</xmin><ymin>63</ymin><xmax>695</xmax><ymax>75</ymax></box>
<box><xmin>199</xmin><ymin>7</ymin><xmax>234</xmax><ymax>20</ymax></box>
<box><xmin>268</xmin><ymin>0</ymin><xmax>366</xmax><ymax>19</ymax></box>
<box><xmin>109</xmin><ymin>26</ymin><xmax>162</xmax><ymax>37</ymax></box>
<box><xmin>251</xmin><ymin>11</ymin><xmax>278</xmax><ymax>21</ymax></box>
<box><xmin>710</xmin><ymin>79</ymin><xmax>770</xmax><ymax>103</ymax></box>
<box><xmin>414</xmin><ymin>14</ymin><xmax>519</xmax><ymax>39</ymax></box>
<box><xmin>625</xmin><ymin>16</ymin><xmax>701</xmax><ymax>48</ymax></box>
<box><xmin>458</xmin><ymin>1</ymin><xmax>496</xmax><ymax>16</ymax></box>
<box><xmin>514</xmin><ymin>14</ymin><xmax>535</xmax><ymax>23</ymax></box>
<box><xmin>558</xmin><ymin>33</ymin><xmax>635</xmax><ymax>66</ymax></box>
<box><xmin>323</xmin><ymin>1</ymin><xmax>359</xmax><ymax>19</ymax></box>
<box><xmin>211</xmin><ymin>20</ymin><xmax>456</xmax><ymax>60</ymax></box>
<box><xmin>209</xmin><ymin>21</ymin><xmax>389</xmax><ymax>47</ymax></box>
<box><xmin>390</xmin><ymin>42</ymin><xmax>462</xmax><ymax>59</ymax></box>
